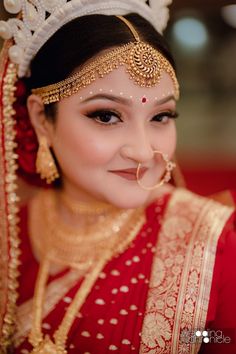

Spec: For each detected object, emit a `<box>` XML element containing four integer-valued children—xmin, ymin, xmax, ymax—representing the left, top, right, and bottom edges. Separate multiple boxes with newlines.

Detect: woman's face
<box><xmin>46</xmin><ymin>66</ymin><xmax>177</xmax><ymax>209</ymax></box>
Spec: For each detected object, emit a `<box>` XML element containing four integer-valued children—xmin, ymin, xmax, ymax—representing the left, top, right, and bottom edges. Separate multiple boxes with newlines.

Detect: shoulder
<box><xmin>166</xmin><ymin>188</ymin><xmax>236</xmax><ymax>257</ymax></box>
<box><xmin>148</xmin><ymin>186</ymin><xmax>234</xmax><ymax>229</ymax></box>
<box><xmin>161</xmin><ymin>188</ymin><xmax>235</xmax><ymax>251</ymax></box>
<box><xmin>167</xmin><ymin>187</ymin><xmax>234</xmax><ymax>218</ymax></box>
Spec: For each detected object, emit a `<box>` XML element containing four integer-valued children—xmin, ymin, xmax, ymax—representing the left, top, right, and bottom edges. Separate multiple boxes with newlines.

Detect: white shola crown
<box><xmin>0</xmin><ymin>0</ymin><xmax>172</xmax><ymax>78</ymax></box>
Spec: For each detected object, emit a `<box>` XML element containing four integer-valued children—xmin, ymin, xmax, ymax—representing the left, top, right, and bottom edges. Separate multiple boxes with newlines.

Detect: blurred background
<box><xmin>167</xmin><ymin>1</ymin><xmax>236</xmax><ymax>194</ymax></box>
<box><xmin>0</xmin><ymin>1</ymin><xmax>236</xmax><ymax>195</ymax></box>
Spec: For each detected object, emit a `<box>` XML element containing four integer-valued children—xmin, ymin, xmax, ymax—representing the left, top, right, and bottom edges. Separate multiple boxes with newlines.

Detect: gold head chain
<box><xmin>32</xmin><ymin>16</ymin><xmax>179</xmax><ymax>104</ymax></box>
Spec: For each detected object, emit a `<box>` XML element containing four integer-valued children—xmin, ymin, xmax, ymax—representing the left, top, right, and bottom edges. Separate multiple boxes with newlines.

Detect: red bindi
<box><xmin>142</xmin><ymin>96</ymin><xmax>147</xmax><ymax>103</ymax></box>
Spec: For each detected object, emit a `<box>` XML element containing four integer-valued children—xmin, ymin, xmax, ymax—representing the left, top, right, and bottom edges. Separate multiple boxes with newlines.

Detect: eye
<box><xmin>86</xmin><ymin>109</ymin><xmax>122</xmax><ymax>125</ymax></box>
<box><xmin>152</xmin><ymin>111</ymin><xmax>179</xmax><ymax>124</ymax></box>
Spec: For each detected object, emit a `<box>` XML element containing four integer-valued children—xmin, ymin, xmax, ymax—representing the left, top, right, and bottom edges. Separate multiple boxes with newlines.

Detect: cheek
<box><xmin>154</xmin><ymin>123</ymin><xmax>177</xmax><ymax>158</ymax></box>
<box><xmin>168</xmin><ymin>125</ymin><xmax>177</xmax><ymax>157</ymax></box>
<box><xmin>52</xmin><ymin>117</ymin><xmax>117</xmax><ymax>167</ymax></box>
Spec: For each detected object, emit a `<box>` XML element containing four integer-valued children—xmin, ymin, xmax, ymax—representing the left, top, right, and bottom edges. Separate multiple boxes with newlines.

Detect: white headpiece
<box><xmin>0</xmin><ymin>0</ymin><xmax>172</xmax><ymax>78</ymax></box>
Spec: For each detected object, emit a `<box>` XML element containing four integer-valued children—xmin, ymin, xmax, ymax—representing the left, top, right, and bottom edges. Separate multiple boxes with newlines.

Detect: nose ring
<box><xmin>136</xmin><ymin>150</ymin><xmax>176</xmax><ymax>190</ymax></box>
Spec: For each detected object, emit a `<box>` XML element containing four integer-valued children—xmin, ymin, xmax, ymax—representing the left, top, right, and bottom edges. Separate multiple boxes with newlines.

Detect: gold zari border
<box><xmin>0</xmin><ymin>43</ymin><xmax>21</xmax><ymax>352</ymax></box>
<box><xmin>140</xmin><ymin>188</ymin><xmax>233</xmax><ymax>354</ymax></box>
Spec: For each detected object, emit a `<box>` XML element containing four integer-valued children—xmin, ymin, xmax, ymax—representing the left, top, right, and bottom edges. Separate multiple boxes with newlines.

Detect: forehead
<box><xmin>76</xmin><ymin>66</ymin><xmax>176</xmax><ymax>100</ymax></box>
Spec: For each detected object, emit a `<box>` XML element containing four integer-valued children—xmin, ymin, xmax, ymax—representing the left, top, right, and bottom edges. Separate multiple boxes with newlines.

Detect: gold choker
<box><xmin>32</xmin><ymin>16</ymin><xmax>179</xmax><ymax>104</ymax></box>
<box><xmin>29</xmin><ymin>190</ymin><xmax>145</xmax><ymax>269</ymax></box>
<box><xmin>59</xmin><ymin>192</ymin><xmax>113</xmax><ymax>215</ymax></box>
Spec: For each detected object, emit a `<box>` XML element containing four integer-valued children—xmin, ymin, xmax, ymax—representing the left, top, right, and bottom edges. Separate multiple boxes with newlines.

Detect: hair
<box><xmin>27</xmin><ymin>13</ymin><xmax>176</xmax><ymax>120</ymax></box>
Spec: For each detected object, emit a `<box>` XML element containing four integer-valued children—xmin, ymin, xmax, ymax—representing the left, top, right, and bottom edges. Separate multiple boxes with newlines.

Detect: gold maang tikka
<box><xmin>32</xmin><ymin>16</ymin><xmax>179</xmax><ymax>104</ymax></box>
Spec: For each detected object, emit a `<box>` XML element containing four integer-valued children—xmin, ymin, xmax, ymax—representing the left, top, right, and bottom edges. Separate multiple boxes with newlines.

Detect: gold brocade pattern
<box><xmin>0</xmin><ymin>42</ymin><xmax>21</xmax><ymax>352</ymax></box>
<box><xmin>140</xmin><ymin>188</ymin><xmax>233</xmax><ymax>354</ymax></box>
<box><xmin>0</xmin><ymin>42</ymin><xmax>9</xmax><ymax>348</ymax></box>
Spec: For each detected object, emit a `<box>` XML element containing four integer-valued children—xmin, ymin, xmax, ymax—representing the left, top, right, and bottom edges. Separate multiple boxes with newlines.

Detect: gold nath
<box><xmin>32</xmin><ymin>16</ymin><xmax>179</xmax><ymax>104</ymax></box>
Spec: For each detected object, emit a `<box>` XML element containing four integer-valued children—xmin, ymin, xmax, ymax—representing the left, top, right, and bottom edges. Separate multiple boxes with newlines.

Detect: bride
<box><xmin>0</xmin><ymin>1</ymin><xmax>235</xmax><ymax>353</ymax></box>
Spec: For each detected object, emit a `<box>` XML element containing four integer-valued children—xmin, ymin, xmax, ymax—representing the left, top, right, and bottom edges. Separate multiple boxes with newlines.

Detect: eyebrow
<box><xmin>80</xmin><ymin>93</ymin><xmax>176</xmax><ymax>106</ymax></box>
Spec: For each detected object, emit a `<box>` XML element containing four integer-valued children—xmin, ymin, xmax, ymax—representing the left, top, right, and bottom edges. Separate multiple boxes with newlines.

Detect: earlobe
<box><xmin>27</xmin><ymin>94</ymin><xmax>53</xmax><ymax>141</ymax></box>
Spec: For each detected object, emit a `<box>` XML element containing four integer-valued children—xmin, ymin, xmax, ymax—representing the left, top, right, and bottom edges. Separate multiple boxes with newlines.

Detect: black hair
<box><xmin>28</xmin><ymin>13</ymin><xmax>176</xmax><ymax>119</ymax></box>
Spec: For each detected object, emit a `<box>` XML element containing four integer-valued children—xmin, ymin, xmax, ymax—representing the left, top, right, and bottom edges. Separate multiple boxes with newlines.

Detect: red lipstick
<box><xmin>109</xmin><ymin>168</ymin><xmax>147</xmax><ymax>181</ymax></box>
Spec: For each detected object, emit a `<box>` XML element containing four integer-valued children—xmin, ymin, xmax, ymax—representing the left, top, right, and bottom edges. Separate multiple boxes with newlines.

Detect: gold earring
<box><xmin>136</xmin><ymin>150</ymin><xmax>176</xmax><ymax>191</ymax></box>
<box><xmin>36</xmin><ymin>136</ymin><xmax>59</xmax><ymax>184</ymax></box>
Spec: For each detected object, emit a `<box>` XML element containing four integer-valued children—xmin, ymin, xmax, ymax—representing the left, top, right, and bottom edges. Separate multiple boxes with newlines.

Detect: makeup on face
<box><xmin>49</xmin><ymin>67</ymin><xmax>177</xmax><ymax>209</ymax></box>
<box><xmin>78</xmin><ymin>90</ymin><xmax>177</xmax><ymax>107</ymax></box>
<box><xmin>108</xmin><ymin>167</ymin><xmax>148</xmax><ymax>181</ymax></box>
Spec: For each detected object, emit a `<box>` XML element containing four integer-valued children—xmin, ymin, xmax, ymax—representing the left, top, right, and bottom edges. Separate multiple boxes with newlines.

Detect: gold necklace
<box><xmin>59</xmin><ymin>191</ymin><xmax>113</xmax><ymax>215</ymax></box>
<box><xmin>28</xmin><ymin>190</ymin><xmax>145</xmax><ymax>353</ymax></box>
<box><xmin>30</xmin><ymin>190</ymin><xmax>143</xmax><ymax>269</ymax></box>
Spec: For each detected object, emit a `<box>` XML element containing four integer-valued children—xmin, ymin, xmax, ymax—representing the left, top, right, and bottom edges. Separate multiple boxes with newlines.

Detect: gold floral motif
<box><xmin>143</xmin><ymin>313</ymin><xmax>171</xmax><ymax>350</ymax></box>
<box><xmin>0</xmin><ymin>41</ymin><xmax>21</xmax><ymax>353</ymax></box>
<box><xmin>140</xmin><ymin>188</ymin><xmax>233</xmax><ymax>354</ymax></box>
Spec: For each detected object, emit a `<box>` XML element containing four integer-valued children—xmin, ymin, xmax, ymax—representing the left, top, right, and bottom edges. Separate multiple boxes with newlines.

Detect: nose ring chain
<box><xmin>136</xmin><ymin>150</ymin><xmax>176</xmax><ymax>191</ymax></box>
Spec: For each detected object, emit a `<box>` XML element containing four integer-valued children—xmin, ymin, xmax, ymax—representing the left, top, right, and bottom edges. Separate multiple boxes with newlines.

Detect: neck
<box><xmin>29</xmin><ymin>188</ymin><xmax>145</xmax><ymax>271</ymax></box>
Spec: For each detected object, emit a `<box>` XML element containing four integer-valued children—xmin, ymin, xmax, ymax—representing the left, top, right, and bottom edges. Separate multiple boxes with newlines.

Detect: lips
<box><xmin>109</xmin><ymin>167</ymin><xmax>148</xmax><ymax>181</ymax></box>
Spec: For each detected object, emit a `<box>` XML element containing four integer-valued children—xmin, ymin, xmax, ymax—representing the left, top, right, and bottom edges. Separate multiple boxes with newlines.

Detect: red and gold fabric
<box><xmin>9</xmin><ymin>188</ymin><xmax>236</xmax><ymax>354</ymax></box>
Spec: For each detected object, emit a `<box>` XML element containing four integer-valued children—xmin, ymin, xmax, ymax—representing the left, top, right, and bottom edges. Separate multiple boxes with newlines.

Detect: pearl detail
<box><xmin>4</xmin><ymin>0</ymin><xmax>22</xmax><ymax>14</ymax></box>
<box><xmin>8</xmin><ymin>45</ymin><xmax>23</xmax><ymax>64</ymax></box>
<box><xmin>0</xmin><ymin>21</ymin><xmax>12</xmax><ymax>40</ymax></box>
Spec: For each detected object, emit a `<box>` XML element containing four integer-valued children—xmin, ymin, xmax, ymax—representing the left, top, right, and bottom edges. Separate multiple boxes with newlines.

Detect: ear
<box><xmin>27</xmin><ymin>94</ymin><xmax>54</xmax><ymax>144</ymax></box>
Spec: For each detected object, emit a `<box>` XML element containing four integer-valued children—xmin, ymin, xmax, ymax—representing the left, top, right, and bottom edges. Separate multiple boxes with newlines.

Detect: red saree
<box><xmin>12</xmin><ymin>188</ymin><xmax>236</xmax><ymax>354</ymax></box>
<box><xmin>15</xmin><ymin>190</ymin><xmax>169</xmax><ymax>353</ymax></box>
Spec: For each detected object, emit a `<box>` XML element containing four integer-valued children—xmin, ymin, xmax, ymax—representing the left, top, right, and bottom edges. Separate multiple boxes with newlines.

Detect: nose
<box><xmin>120</xmin><ymin>124</ymin><xmax>154</xmax><ymax>163</ymax></box>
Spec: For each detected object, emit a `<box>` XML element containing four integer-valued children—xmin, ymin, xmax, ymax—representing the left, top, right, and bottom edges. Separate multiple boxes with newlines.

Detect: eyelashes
<box><xmin>152</xmin><ymin>111</ymin><xmax>179</xmax><ymax>123</ymax></box>
<box><xmin>85</xmin><ymin>109</ymin><xmax>178</xmax><ymax>126</ymax></box>
<box><xmin>86</xmin><ymin>109</ymin><xmax>121</xmax><ymax>125</ymax></box>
